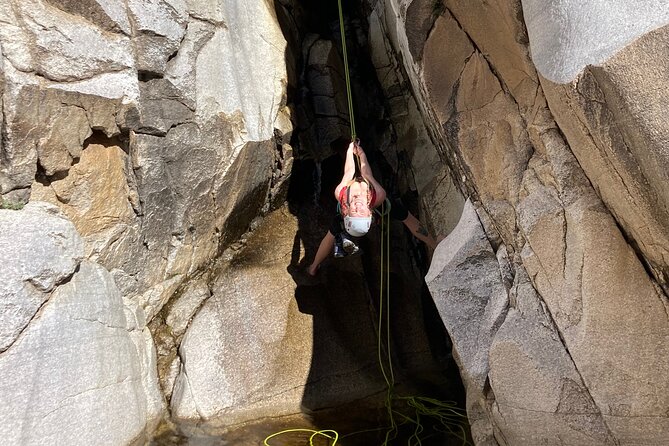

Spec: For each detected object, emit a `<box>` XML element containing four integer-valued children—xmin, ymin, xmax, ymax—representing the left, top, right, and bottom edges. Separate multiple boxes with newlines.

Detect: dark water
<box><xmin>149</xmin><ymin>402</ymin><xmax>471</xmax><ymax>446</ymax></box>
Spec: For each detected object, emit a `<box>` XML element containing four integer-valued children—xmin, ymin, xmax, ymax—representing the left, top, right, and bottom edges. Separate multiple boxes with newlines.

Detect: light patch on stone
<box><xmin>48</xmin><ymin>69</ymin><xmax>139</xmax><ymax>101</ymax></box>
<box><xmin>195</xmin><ymin>1</ymin><xmax>287</xmax><ymax>141</ymax></box>
<box><xmin>96</xmin><ymin>0</ymin><xmax>132</xmax><ymax>34</ymax></box>
<box><xmin>32</xmin><ymin>144</ymin><xmax>135</xmax><ymax>238</ymax></box>
<box><xmin>522</xmin><ymin>0</ymin><xmax>669</xmax><ymax>83</ymax></box>
<box><xmin>128</xmin><ymin>0</ymin><xmax>186</xmax><ymax>41</ymax></box>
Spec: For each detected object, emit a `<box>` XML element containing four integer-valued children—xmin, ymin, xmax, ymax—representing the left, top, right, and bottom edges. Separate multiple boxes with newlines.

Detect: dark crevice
<box><xmin>276</xmin><ymin>0</ymin><xmax>469</xmax><ymax>443</ymax></box>
<box><xmin>138</xmin><ymin>71</ymin><xmax>163</xmax><ymax>82</ymax></box>
<box><xmin>35</xmin><ymin>161</ymin><xmax>69</xmax><ymax>187</ymax></box>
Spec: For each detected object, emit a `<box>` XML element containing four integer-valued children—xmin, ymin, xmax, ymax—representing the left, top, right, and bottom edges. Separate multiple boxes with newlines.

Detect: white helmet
<box><xmin>344</xmin><ymin>216</ymin><xmax>372</xmax><ymax>237</ymax></box>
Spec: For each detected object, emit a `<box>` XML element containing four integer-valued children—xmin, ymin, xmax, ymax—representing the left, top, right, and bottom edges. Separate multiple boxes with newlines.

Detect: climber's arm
<box><xmin>335</xmin><ymin>142</ymin><xmax>357</xmax><ymax>199</ymax></box>
<box><xmin>354</xmin><ymin>143</ymin><xmax>386</xmax><ymax>207</ymax></box>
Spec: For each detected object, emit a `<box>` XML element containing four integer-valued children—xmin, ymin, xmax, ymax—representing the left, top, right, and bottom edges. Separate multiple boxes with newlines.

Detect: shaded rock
<box><xmin>426</xmin><ymin>199</ymin><xmax>508</xmax><ymax>443</ymax></box>
<box><xmin>137</xmin><ymin>78</ymin><xmax>194</xmax><ymax>135</ymax></box>
<box><xmin>489</xmin><ymin>270</ymin><xmax>615</xmax><ymax>446</ymax></box>
<box><xmin>1</xmin><ymin>84</ymin><xmax>127</xmax><ymax>193</ymax></box>
<box><xmin>443</xmin><ymin>0</ymin><xmax>539</xmax><ymax>115</ymax></box>
<box><xmin>0</xmin><ymin>202</ymin><xmax>83</xmax><ymax>352</ymax></box>
<box><xmin>421</xmin><ymin>13</ymin><xmax>474</xmax><ymax>125</ymax></box>
<box><xmin>171</xmin><ymin>206</ymin><xmax>385</xmax><ymax>429</ymax></box>
<box><xmin>405</xmin><ymin>0</ymin><xmax>442</xmax><ymax>62</ymax></box>
<box><xmin>303</xmin><ymin>38</ymin><xmax>351</xmax><ymax>160</ymax></box>
<box><xmin>450</xmin><ymin>52</ymin><xmax>533</xmax><ymax>242</ymax></box>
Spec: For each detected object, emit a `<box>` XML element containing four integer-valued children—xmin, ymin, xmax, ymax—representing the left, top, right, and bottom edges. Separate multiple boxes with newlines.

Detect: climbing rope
<box><xmin>265</xmin><ymin>3</ymin><xmax>469</xmax><ymax>444</ymax></box>
<box><xmin>337</xmin><ymin>0</ymin><xmax>356</xmax><ymax>141</ymax></box>
<box><xmin>264</xmin><ymin>428</ymin><xmax>338</xmax><ymax>446</ymax></box>
<box><xmin>377</xmin><ymin>206</ymin><xmax>470</xmax><ymax>445</ymax></box>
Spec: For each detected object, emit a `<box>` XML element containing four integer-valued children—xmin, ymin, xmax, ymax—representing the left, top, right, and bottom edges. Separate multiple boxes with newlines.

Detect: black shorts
<box><xmin>388</xmin><ymin>199</ymin><xmax>408</xmax><ymax>221</ymax></box>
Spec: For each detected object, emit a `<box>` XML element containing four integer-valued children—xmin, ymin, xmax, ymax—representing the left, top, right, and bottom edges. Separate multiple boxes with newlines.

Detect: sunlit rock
<box><xmin>0</xmin><ymin>202</ymin><xmax>83</xmax><ymax>352</ymax></box>
<box><xmin>0</xmin><ymin>203</ymin><xmax>162</xmax><ymax>445</ymax></box>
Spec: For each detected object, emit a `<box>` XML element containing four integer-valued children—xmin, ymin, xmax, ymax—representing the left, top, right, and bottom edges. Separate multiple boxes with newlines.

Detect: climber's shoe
<box><xmin>334</xmin><ymin>233</ymin><xmax>347</xmax><ymax>258</ymax></box>
<box><xmin>341</xmin><ymin>233</ymin><xmax>361</xmax><ymax>256</ymax></box>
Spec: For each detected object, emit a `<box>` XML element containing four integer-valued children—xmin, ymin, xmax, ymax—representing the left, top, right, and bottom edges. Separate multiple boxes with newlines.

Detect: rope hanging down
<box><xmin>337</xmin><ymin>0</ymin><xmax>356</xmax><ymax>140</ymax></box>
<box><xmin>265</xmin><ymin>3</ymin><xmax>469</xmax><ymax>444</ymax></box>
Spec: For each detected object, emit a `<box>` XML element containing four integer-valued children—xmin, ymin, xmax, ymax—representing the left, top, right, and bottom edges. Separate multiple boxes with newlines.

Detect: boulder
<box><xmin>0</xmin><ymin>203</ymin><xmax>163</xmax><ymax>446</ymax></box>
<box><xmin>0</xmin><ymin>202</ymin><xmax>83</xmax><ymax>352</ymax></box>
<box><xmin>426</xmin><ymin>200</ymin><xmax>508</xmax><ymax>444</ymax></box>
<box><xmin>171</xmin><ymin>206</ymin><xmax>386</xmax><ymax>430</ymax></box>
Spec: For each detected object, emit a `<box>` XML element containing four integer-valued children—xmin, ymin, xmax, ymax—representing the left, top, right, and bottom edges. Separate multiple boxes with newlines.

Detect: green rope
<box><xmin>337</xmin><ymin>0</ymin><xmax>356</xmax><ymax>140</ymax></box>
<box><xmin>264</xmin><ymin>428</ymin><xmax>338</xmax><ymax>446</ymax></box>
<box><xmin>265</xmin><ymin>4</ymin><xmax>470</xmax><ymax>445</ymax></box>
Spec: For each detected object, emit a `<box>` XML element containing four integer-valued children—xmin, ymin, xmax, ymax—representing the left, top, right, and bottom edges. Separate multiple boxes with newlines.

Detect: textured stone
<box><xmin>14</xmin><ymin>0</ymin><xmax>134</xmax><ymax>82</ymax></box>
<box><xmin>0</xmin><ymin>261</ymin><xmax>163</xmax><ymax>446</ymax></box>
<box><xmin>421</xmin><ymin>13</ymin><xmax>474</xmax><ymax>125</ymax></box>
<box><xmin>128</xmin><ymin>0</ymin><xmax>187</xmax><ymax>75</ymax></box>
<box><xmin>138</xmin><ymin>78</ymin><xmax>194</xmax><ymax>135</ymax></box>
<box><xmin>0</xmin><ymin>81</ymin><xmax>128</xmax><ymax>195</ymax></box>
<box><xmin>194</xmin><ymin>1</ymin><xmax>287</xmax><ymax>141</ymax></box>
<box><xmin>165</xmin><ymin>19</ymin><xmax>216</xmax><ymax>107</ymax></box>
<box><xmin>489</xmin><ymin>270</ymin><xmax>615</xmax><ymax>445</ymax></box>
<box><xmin>165</xmin><ymin>280</ymin><xmax>211</xmax><ymax>339</ymax></box>
<box><xmin>171</xmin><ymin>206</ymin><xmax>385</xmax><ymax>429</ymax></box>
<box><xmin>404</xmin><ymin>0</ymin><xmax>441</xmax><ymax>62</ymax></box>
<box><xmin>0</xmin><ymin>202</ymin><xmax>83</xmax><ymax>352</ymax></box>
<box><xmin>541</xmin><ymin>24</ymin><xmax>669</xmax><ymax>291</ymax></box>
<box><xmin>426</xmin><ymin>200</ymin><xmax>508</xmax><ymax>442</ymax></box>
<box><xmin>0</xmin><ymin>203</ymin><xmax>162</xmax><ymax>445</ymax></box>
<box><xmin>43</xmin><ymin>0</ymin><xmax>131</xmax><ymax>34</ymax></box>
<box><xmin>520</xmin><ymin>194</ymin><xmax>669</xmax><ymax>443</ymax></box>
<box><xmin>31</xmin><ymin>142</ymin><xmax>139</xmax><ymax>267</ymax></box>
<box><xmin>443</xmin><ymin>0</ymin><xmax>539</xmax><ymax>114</ymax></box>
<box><xmin>451</xmin><ymin>52</ymin><xmax>533</xmax><ymax>242</ymax></box>
<box><xmin>521</xmin><ymin>0</ymin><xmax>669</xmax><ymax>83</ymax></box>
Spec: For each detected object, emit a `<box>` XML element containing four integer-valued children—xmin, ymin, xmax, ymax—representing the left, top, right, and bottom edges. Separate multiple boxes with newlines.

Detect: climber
<box><xmin>307</xmin><ymin>139</ymin><xmax>438</xmax><ymax>276</ymax></box>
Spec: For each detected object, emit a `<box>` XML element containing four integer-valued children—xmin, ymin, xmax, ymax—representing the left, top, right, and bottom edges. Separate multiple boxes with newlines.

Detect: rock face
<box><xmin>369</xmin><ymin>0</ymin><xmax>669</xmax><ymax>444</ymax></box>
<box><xmin>1</xmin><ymin>0</ymin><xmax>291</xmax><ymax>305</ymax></box>
<box><xmin>168</xmin><ymin>204</ymin><xmax>389</xmax><ymax>430</ymax></box>
<box><xmin>1</xmin><ymin>0</ymin><xmax>291</xmax><ymax>443</ymax></box>
<box><xmin>426</xmin><ymin>201</ymin><xmax>509</xmax><ymax>445</ymax></box>
<box><xmin>0</xmin><ymin>203</ymin><xmax>163</xmax><ymax>445</ymax></box>
<box><xmin>3</xmin><ymin>0</ymin><xmax>669</xmax><ymax>444</ymax></box>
